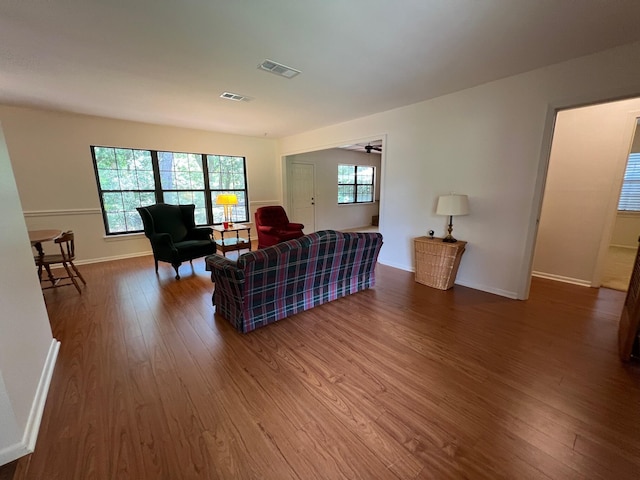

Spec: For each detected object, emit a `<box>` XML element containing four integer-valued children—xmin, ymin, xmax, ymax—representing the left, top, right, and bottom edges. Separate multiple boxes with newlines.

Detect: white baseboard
<box><xmin>531</xmin><ymin>271</ymin><xmax>592</xmax><ymax>287</ymax></box>
<box><xmin>73</xmin><ymin>250</ymin><xmax>152</xmax><ymax>266</ymax></box>
<box><xmin>0</xmin><ymin>339</ymin><xmax>60</xmax><ymax>466</ymax></box>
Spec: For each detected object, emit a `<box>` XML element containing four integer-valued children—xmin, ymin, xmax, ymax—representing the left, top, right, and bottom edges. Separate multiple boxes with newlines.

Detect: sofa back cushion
<box><xmin>237</xmin><ymin>230</ymin><xmax>383</xmax><ymax>308</ymax></box>
<box><xmin>143</xmin><ymin>203</ymin><xmax>189</xmax><ymax>242</ymax></box>
<box><xmin>254</xmin><ymin>205</ymin><xmax>291</xmax><ymax>228</ymax></box>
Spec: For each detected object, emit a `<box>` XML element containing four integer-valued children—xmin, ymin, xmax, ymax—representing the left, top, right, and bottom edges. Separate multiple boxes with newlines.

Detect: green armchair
<box><xmin>137</xmin><ymin>203</ymin><xmax>216</xmax><ymax>279</ymax></box>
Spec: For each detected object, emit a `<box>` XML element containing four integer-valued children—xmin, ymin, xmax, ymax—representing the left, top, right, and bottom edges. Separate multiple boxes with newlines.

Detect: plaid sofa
<box><xmin>205</xmin><ymin>230</ymin><xmax>383</xmax><ymax>333</ymax></box>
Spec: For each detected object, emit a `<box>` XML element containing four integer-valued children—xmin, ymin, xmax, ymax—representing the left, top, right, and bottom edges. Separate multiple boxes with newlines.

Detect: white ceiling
<box><xmin>2</xmin><ymin>1</ymin><xmax>640</xmax><ymax>138</ymax></box>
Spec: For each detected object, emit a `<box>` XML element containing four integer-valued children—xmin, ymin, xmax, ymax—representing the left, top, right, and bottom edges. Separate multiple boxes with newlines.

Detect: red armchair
<box><xmin>254</xmin><ymin>206</ymin><xmax>305</xmax><ymax>248</ymax></box>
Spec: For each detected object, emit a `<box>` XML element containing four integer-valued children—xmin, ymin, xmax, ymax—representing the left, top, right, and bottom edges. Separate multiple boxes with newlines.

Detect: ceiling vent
<box><xmin>220</xmin><ymin>92</ymin><xmax>251</xmax><ymax>102</ymax></box>
<box><xmin>258</xmin><ymin>59</ymin><xmax>301</xmax><ymax>79</ymax></box>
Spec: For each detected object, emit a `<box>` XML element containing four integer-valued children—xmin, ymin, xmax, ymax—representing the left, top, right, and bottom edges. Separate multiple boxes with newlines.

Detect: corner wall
<box><xmin>0</xmin><ymin>123</ymin><xmax>58</xmax><ymax>465</ymax></box>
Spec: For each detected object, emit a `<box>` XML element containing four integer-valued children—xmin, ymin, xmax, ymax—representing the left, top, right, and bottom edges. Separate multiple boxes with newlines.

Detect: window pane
<box><xmin>159</xmin><ymin>151</ymin><xmax>205</xmax><ymax>191</ymax></box>
<box><xmin>194</xmin><ymin>208</ymin><xmax>207</xmax><ymax>225</ymax></box>
<box><xmin>357</xmin><ymin>185</ymin><xmax>373</xmax><ymax>203</ymax></box>
<box><xmin>115</xmin><ymin>149</ymin><xmax>133</xmax><ymax>170</ymax></box>
<box><xmin>133</xmin><ymin>150</ymin><xmax>152</xmax><ymax>170</ymax></box>
<box><xmin>137</xmin><ymin>170</ymin><xmax>155</xmax><ymax>189</ymax></box>
<box><xmin>103</xmin><ymin>192</ymin><xmax>123</xmax><ymax>212</ymax></box>
<box><xmin>98</xmin><ymin>169</ymin><xmax>120</xmax><ymax>190</ymax></box>
<box><xmin>140</xmin><ymin>192</ymin><xmax>156</xmax><ymax>206</ymax></box>
<box><xmin>95</xmin><ymin>147</ymin><xmax>116</xmax><ymax>169</ymax></box>
<box><xmin>338</xmin><ymin>185</ymin><xmax>355</xmax><ymax>204</ymax></box>
<box><xmin>357</xmin><ymin>166</ymin><xmax>374</xmax><ymax>184</ymax></box>
<box><xmin>125</xmin><ymin>211</ymin><xmax>143</xmax><ymax>231</ymax></box>
<box><xmin>119</xmin><ymin>169</ymin><xmax>139</xmax><ymax>190</ymax></box>
<box><xmin>164</xmin><ymin>192</ymin><xmax>178</xmax><ymax>204</ymax></box>
<box><xmin>338</xmin><ymin>165</ymin><xmax>355</xmax><ymax>185</ymax></box>
<box><xmin>106</xmin><ymin>212</ymin><xmax>126</xmax><ymax>233</ymax></box>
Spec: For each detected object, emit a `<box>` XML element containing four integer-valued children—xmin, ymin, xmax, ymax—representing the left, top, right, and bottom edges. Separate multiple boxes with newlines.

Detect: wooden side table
<box><xmin>212</xmin><ymin>224</ymin><xmax>252</xmax><ymax>257</ymax></box>
<box><xmin>414</xmin><ymin>236</ymin><xmax>466</xmax><ymax>290</ymax></box>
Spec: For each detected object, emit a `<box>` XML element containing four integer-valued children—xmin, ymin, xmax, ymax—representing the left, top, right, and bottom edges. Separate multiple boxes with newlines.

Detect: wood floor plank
<box><xmin>10</xmin><ymin>257</ymin><xmax>640</xmax><ymax>479</ymax></box>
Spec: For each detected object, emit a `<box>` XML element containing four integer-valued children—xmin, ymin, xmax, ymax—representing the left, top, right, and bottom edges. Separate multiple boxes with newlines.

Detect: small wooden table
<box><xmin>212</xmin><ymin>224</ymin><xmax>252</xmax><ymax>257</ymax></box>
<box><xmin>29</xmin><ymin>229</ymin><xmax>62</xmax><ymax>285</ymax></box>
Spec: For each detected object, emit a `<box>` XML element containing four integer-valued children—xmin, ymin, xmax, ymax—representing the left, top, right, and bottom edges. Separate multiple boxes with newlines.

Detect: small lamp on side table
<box><xmin>436</xmin><ymin>194</ymin><xmax>469</xmax><ymax>243</ymax></box>
<box><xmin>216</xmin><ymin>193</ymin><xmax>238</xmax><ymax>227</ymax></box>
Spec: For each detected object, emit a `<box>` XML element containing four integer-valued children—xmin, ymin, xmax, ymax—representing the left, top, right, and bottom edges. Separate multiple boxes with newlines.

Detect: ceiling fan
<box><xmin>364</xmin><ymin>143</ymin><xmax>382</xmax><ymax>153</ymax></box>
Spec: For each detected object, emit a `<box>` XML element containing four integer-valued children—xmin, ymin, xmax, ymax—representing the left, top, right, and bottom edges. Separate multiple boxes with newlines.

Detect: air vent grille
<box><xmin>220</xmin><ymin>92</ymin><xmax>251</xmax><ymax>102</ymax></box>
<box><xmin>258</xmin><ymin>59</ymin><xmax>301</xmax><ymax>79</ymax></box>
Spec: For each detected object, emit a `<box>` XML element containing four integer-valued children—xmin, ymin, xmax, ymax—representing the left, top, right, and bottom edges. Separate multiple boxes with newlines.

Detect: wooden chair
<box><xmin>35</xmin><ymin>231</ymin><xmax>86</xmax><ymax>294</ymax></box>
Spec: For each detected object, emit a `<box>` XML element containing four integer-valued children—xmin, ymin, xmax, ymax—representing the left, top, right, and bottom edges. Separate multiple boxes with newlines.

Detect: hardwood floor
<box><xmin>9</xmin><ymin>255</ymin><xmax>640</xmax><ymax>479</ymax></box>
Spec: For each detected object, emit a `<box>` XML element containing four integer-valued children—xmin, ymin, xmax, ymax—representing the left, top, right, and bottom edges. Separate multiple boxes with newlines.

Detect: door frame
<box><xmin>522</xmin><ymin>99</ymin><xmax>640</xmax><ymax>299</ymax></box>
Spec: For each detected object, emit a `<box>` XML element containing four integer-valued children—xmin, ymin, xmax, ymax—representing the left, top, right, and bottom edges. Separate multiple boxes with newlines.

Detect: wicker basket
<box><xmin>414</xmin><ymin>237</ymin><xmax>466</xmax><ymax>290</ymax></box>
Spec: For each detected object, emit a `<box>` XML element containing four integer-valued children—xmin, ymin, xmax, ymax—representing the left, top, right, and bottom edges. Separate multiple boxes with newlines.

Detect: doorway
<box><xmin>532</xmin><ymin>98</ymin><xmax>640</xmax><ymax>292</ymax></box>
<box><xmin>283</xmin><ymin>137</ymin><xmax>384</xmax><ymax>232</ymax></box>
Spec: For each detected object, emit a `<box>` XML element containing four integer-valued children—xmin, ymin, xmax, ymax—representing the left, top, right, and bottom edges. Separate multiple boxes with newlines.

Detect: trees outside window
<box><xmin>91</xmin><ymin>146</ymin><xmax>249</xmax><ymax>234</ymax></box>
<box><xmin>338</xmin><ymin>164</ymin><xmax>375</xmax><ymax>204</ymax></box>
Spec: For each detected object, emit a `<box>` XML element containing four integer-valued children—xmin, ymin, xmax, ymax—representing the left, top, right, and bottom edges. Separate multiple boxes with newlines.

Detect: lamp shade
<box><xmin>215</xmin><ymin>193</ymin><xmax>238</xmax><ymax>206</ymax></box>
<box><xmin>436</xmin><ymin>194</ymin><xmax>469</xmax><ymax>216</ymax></box>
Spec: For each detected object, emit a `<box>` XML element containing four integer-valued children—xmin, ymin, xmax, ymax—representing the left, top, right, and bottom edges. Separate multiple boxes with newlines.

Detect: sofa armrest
<box><xmin>257</xmin><ymin>225</ymin><xmax>278</xmax><ymax>234</ymax></box>
<box><xmin>287</xmin><ymin>222</ymin><xmax>304</xmax><ymax>230</ymax></box>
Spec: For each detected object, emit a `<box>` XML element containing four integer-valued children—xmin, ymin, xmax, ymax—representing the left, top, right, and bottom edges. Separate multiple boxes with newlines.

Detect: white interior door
<box><xmin>290</xmin><ymin>163</ymin><xmax>315</xmax><ymax>232</ymax></box>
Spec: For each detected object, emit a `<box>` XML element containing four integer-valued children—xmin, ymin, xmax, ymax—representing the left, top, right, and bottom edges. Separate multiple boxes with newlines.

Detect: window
<box><xmin>91</xmin><ymin>146</ymin><xmax>249</xmax><ymax>234</ymax></box>
<box><xmin>338</xmin><ymin>164</ymin><xmax>375</xmax><ymax>204</ymax></box>
<box><xmin>619</xmin><ymin>153</ymin><xmax>640</xmax><ymax>211</ymax></box>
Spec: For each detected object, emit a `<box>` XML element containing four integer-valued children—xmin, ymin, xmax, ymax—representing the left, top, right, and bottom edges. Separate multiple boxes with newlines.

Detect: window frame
<box><xmin>90</xmin><ymin>146</ymin><xmax>249</xmax><ymax>235</ymax></box>
<box><xmin>337</xmin><ymin>163</ymin><xmax>376</xmax><ymax>205</ymax></box>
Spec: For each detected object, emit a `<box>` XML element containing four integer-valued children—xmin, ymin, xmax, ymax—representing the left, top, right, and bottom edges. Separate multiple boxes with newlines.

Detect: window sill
<box><xmin>617</xmin><ymin>211</ymin><xmax>640</xmax><ymax>218</ymax></box>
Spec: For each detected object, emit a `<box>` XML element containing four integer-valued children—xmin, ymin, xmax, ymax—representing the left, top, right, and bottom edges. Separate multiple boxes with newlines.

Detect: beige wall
<box><xmin>0</xmin><ymin>123</ymin><xmax>57</xmax><ymax>465</ymax></box>
<box><xmin>0</xmin><ymin>106</ymin><xmax>280</xmax><ymax>263</ymax></box>
<box><xmin>286</xmin><ymin>148</ymin><xmax>381</xmax><ymax>231</ymax></box>
<box><xmin>279</xmin><ymin>41</ymin><xmax>640</xmax><ymax>299</ymax></box>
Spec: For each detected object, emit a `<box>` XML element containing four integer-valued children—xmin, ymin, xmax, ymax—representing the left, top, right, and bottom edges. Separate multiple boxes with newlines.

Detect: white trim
<box><xmin>46</xmin><ymin>250</ymin><xmax>153</xmax><ymax>270</ymax></box>
<box><xmin>610</xmin><ymin>244</ymin><xmax>637</xmax><ymax>250</ymax></box>
<box><xmin>23</xmin><ymin>208</ymin><xmax>101</xmax><ymax>217</ymax></box>
<box><xmin>24</xmin><ymin>340</ymin><xmax>60</xmax><ymax>452</ymax></box>
<box><xmin>73</xmin><ymin>250</ymin><xmax>152</xmax><ymax>266</ymax></box>
<box><xmin>0</xmin><ymin>339</ymin><xmax>60</xmax><ymax>465</ymax></box>
<box><xmin>531</xmin><ymin>271</ymin><xmax>592</xmax><ymax>287</ymax></box>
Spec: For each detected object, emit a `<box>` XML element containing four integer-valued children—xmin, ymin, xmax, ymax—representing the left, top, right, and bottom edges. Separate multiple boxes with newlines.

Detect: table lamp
<box><xmin>436</xmin><ymin>194</ymin><xmax>469</xmax><ymax>243</ymax></box>
<box><xmin>216</xmin><ymin>193</ymin><xmax>238</xmax><ymax>225</ymax></box>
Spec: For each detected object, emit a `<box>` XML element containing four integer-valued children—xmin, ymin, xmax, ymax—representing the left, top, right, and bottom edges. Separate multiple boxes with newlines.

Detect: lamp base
<box><xmin>442</xmin><ymin>235</ymin><xmax>457</xmax><ymax>243</ymax></box>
